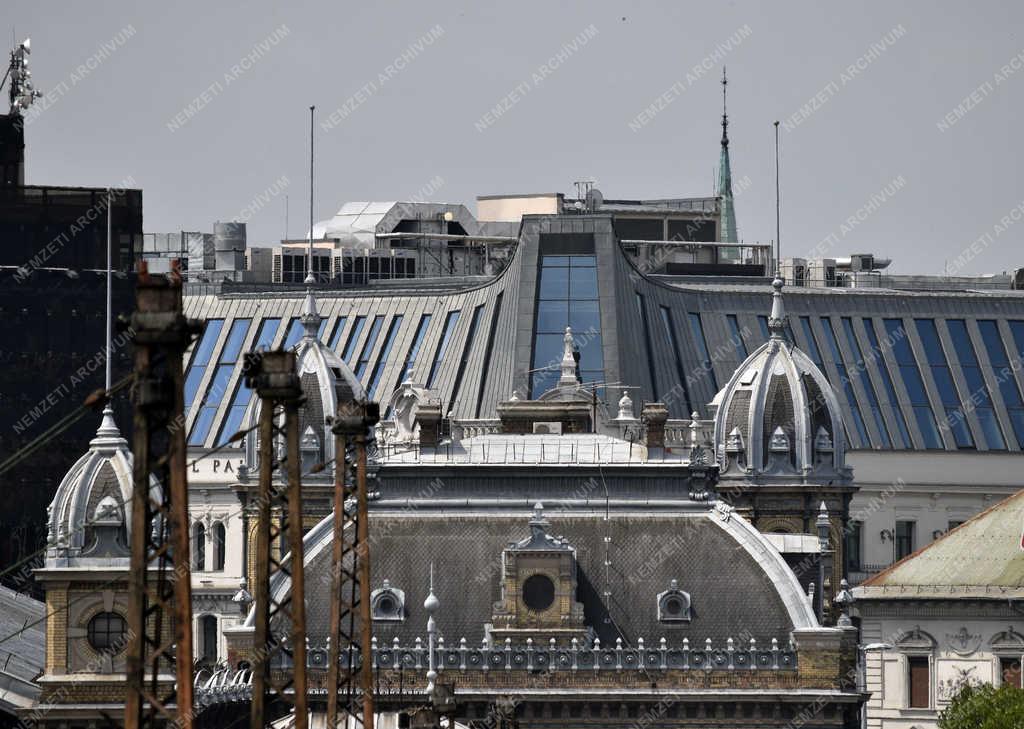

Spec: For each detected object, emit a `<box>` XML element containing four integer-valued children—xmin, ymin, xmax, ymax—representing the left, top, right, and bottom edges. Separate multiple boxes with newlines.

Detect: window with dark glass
<box><xmin>87</xmin><ymin>612</ymin><xmax>128</xmax><ymax>652</ymax></box>
<box><xmin>216</xmin><ymin>318</ymin><xmax>280</xmax><ymax>445</ymax></box>
<box><xmin>688</xmin><ymin>312</ymin><xmax>718</xmax><ymax>392</ymax></box>
<box><xmin>915</xmin><ymin>319</ymin><xmax>974</xmax><ymax>448</ymax></box>
<box><xmin>946</xmin><ymin>319</ymin><xmax>1005</xmax><ymax>449</ymax></box>
<box><xmin>841</xmin><ymin>318</ymin><xmax>892</xmax><ymax>448</ymax></box>
<box><xmin>727</xmin><ymin>314</ymin><xmax>748</xmax><ymax>359</ymax></box>
<box><xmin>193</xmin><ymin>522</ymin><xmax>206</xmax><ymax>571</ymax></box>
<box><xmin>614</xmin><ymin>218</ymin><xmax>663</xmax><ymax>241</ymax></box>
<box><xmin>341</xmin><ymin>316</ymin><xmax>367</xmax><ymax>363</ymax></box>
<box><xmin>366</xmin><ymin>316</ymin><xmax>403</xmax><ymax>398</ymax></box>
<box><xmin>190</xmin><ymin>318</ymin><xmax>251</xmax><ymax>446</ymax></box>
<box><xmin>799</xmin><ymin>317</ymin><xmax>827</xmax><ymax>372</ymax></box>
<box><xmin>282</xmin><ymin>317</ymin><xmax>305</xmax><ymax>350</ymax></box>
<box><xmin>821</xmin><ymin>318</ymin><xmax>870</xmax><ymax>447</ymax></box>
<box><xmin>862</xmin><ymin>319</ymin><xmax>913</xmax><ymax>448</ymax></box>
<box><xmin>947</xmin><ymin>520</ymin><xmax>964</xmax><ymax>532</ymax></box>
<box><xmin>883</xmin><ymin>319</ymin><xmax>944</xmax><ymax>449</ymax></box>
<box><xmin>908</xmin><ymin>656</ymin><xmax>930</xmax><ymax>708</ymax></box>
<box><xmin>634</xmin><ymin>293</ymin><xmax>659</xmax><ymax>399</ymax></box>
<box><xmin>200</xmin><ymin>615</ymin><xmax>218</xmax><ymax>663</ymax></box>
<box><xmin>450</xmin><ymin>305</ymin><xmax>484</xmax><ymax>411</ymax></box>
<box><xmin>184</xmin><ymin>319</ymin><xmax>224</xmax><ymax>406</ymax></box>
<box><xmin>977</xmin><ymin>320</ymin><xmax>1024</xmax><ymax>447</ymax></box>
<box><xmin>895</xmin><ymin>520</ymin><xmax>915</xmax><ymax>561</ymax></box>
<box><xmin>845</xmin><ymin>522</ymin><xmax>862</xmax><ymax>572</ymax></box>
<box><xmin>522</xmin><ymin>574</ymin><xmax>555</xmax><ymax>611</ymax></box>
<box><xmin>477</xmin><ymin>293</ymin><xmax>504</xmax><ymax>417</ymax></box>
<box><xmin>353</xmin><ymin>316</ymin><xmax>384</xmax><ymax>379</ymax></box>
<box><xmin>757</xmin><ymin>315</ymin><xmax>770</xmax><ymax>341</ymax></box>
<box><xmin>659</xmin><ymin>306</ymin><xmax>694</xmax><ymax>415</ymax></box>
<box><xmin>212</xmin><ymin>522</ymin><xmax>225</xmax><ymax>571</ymax></box>
<box><xmin>399</xmin><ymin>314</ymin><xmax>432</xmax><ymax>384</ymax></box>
<box><xmin>532</xmin><ymin>253</ymin><xmax>603</xmax><ymax>397</ymax></box>
<box><xmin>428</xmin><ymin>311</ymin><xmax>460</xmax><ymax>389</ymax></box>
<box><xmin>327</xmin><ymin>316</ymin><xmax>348</xmax><ymax>351</ymax></box>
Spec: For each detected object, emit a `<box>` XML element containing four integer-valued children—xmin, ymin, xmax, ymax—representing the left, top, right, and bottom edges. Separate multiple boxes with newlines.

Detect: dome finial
<box><xmin>767</xmin><ymin>275</ymin><xmax>787</xmax><ymax>340</ymax></box>
<box><xmin>300</xmin><ymin>286</ymin><xmax>321</xmax><ymax>340</ymax></box>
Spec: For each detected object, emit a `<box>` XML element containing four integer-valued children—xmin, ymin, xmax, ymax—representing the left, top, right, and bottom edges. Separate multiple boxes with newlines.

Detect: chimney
<box><xmin>641</xmin><ymin>402</ymin><xmax>669</xmax><ymax>449</ymax></box>
<box><xmin>415</xmin><ymin>403</ymin><xmax>443</xmax><ymax>448</ymax></box>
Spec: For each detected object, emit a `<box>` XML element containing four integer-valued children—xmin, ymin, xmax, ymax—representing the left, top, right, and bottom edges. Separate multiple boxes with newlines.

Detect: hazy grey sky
<box><xmin>7</xmin><ymin>0</ymin><xmax>1024</xmax><ymax>275</ymax></box>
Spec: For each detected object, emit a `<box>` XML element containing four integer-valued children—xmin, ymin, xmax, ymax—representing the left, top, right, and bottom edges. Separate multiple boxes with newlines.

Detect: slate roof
<box><xmin>300</xmin><ymin>511</ymin><xmax>803</xmax><ymax>648</ymax></box>
<box><xmin>0</xmin><ymin>585</ymin><xmax>44</xmax><ymax>712</ymax></box>
<box><xmin>855</xmin><ymin>489</ymin><xmax>1024</xmax><ymax>598</ymax></box>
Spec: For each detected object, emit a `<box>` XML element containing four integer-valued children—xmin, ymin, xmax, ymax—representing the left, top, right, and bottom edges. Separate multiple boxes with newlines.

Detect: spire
<box><xmin>717</xmin><ymin>67</ymin><xmax>738</xmax><ymax>244</ymax></box>
<box><xmin>767</xmin><ymin>274</ymin><xmax>788</xmax><ymax>340</ymax></box>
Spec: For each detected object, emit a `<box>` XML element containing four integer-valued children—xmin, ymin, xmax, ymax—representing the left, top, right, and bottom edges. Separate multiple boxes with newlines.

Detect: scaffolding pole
<box><xmin>247</xmin><ymin>349</ymin><xmax>309</xmax><ymax>729</ymax></box>
<box><xmin>125</xmin><ymin>262</ymin><xmax>201</xmax><ymax>729</ymax></box>
<box><xmin>326</xmin><ymin>399</ymin><xmax>379</xmax><ymax>729</ymax></box>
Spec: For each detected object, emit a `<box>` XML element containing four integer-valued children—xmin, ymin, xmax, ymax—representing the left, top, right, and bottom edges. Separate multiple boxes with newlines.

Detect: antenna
<box><xmin>284</xmin><ymin>194</ymin><xmax>289</xmax><ymax>244</ymax></box>
<box><xmin>106</xmin><ymin>188</ymin><xmax>112</xmax><ymax>394</ymax></box>
<box><xmin>721</xmin><ymin>66</ymin><xmax>729</xmax><ymax>146</ymax></box>
<box><xmin>773</xmin><ymin>120</ymin><xmax>781</xmax><ymax>275</ymax></box>
<box><xmin>306</xmin><ymin>105</ymin><xmax>315</xmax><ymax>285</ymax></box>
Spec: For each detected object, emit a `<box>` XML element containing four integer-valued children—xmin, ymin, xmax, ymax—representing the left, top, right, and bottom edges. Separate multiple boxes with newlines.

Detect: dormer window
<box><xmin>659</xmin><ymin>581</ymin><xmax>692</xmax><ymax>622</ymax></box>
<box><xmin>370</xmin><ymin>580</ymin><xmax>405</xmax><ymax>622</ymax></box>
<box><xmin>657</xmin><ymin>580</ymin><xmax>692</xmax><ymax>623</ymax></box>
<box><xmin>769</xmin><ymin>426</ymin><xmax>790</xmax><ymax>452</ymax></box>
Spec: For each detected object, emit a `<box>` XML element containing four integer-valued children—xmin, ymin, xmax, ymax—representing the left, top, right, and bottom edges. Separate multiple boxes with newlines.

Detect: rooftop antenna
<box><xmin>773</xmin><ymin>120</ymin><xmax>781</xmax><ymax>275</ymax></box>
<box><xmin>306</xmin><ymin>105</ymin><xmax>315</xmax><ymax>285</ymax></box>
<box><xmin>98</xmin><ymin>187</ymin><xmax>117</xmax><ymax>433</ymax></box>
<box><xmin>284</xmin><ymin>194</ymin><xmax>289</xmax><ymax>244</ymax></box>
<box><xmin>106</xmin><ymin>189</ymin><xmax>112</xmax><ymax>394</ymax></box>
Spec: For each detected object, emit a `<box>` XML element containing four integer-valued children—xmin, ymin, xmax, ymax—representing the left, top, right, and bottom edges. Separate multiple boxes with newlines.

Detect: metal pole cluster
<box><xmin>125</xmin><ymin>262</ymin><xmax>202</xmax><ymax>729</ymax></box>
<box><xmin>246</xmin><ymin>349</ymin><xmax>310</xmax><ymax>729</ymax></box>
<box><xmin>326</xmin><ymin>399</ymin><xmax>379</xmax><ymax>729</ymax></box>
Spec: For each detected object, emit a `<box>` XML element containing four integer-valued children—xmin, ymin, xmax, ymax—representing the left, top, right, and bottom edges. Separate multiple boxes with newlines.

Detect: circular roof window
<box><xmin>522</xmin><ymin>574</ymin><xmax>555</xmax><ymax>612</ymax></box>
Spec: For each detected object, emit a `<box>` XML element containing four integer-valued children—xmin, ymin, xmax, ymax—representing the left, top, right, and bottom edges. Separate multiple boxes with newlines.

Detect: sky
<box><xmin>6</xmin><ymin>0</ymin><xmax>1024</xmax><ymax>275</ymax></box>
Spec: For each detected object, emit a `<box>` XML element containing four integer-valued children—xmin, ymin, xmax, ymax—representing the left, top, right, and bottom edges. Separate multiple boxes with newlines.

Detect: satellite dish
<box><xmin>586</xmin><ymin>187</ymin><xmax>604</xmax><ymax>210</ymax></box>
<box><xmin>21</xmin><ymin>38</ymin><xmax>31</xmax><ymax>53</ymax></box>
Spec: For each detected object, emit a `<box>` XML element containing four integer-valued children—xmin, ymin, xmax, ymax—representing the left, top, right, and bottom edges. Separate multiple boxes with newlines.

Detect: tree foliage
<box><xmin>938</xmin><ymin>683</ymin><xmax>1024</xmax><ymax>729</ymax></box>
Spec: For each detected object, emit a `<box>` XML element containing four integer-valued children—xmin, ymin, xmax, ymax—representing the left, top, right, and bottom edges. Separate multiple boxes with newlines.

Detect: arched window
<box><xmin>212</xmin><ymin>522</ymin><xmax>226</xmax><ymax>571</ymax></box>
<box><xmin>192</xmin><ymin>522</ymin><xmax>206</xmax><ymax>571</ymax></box>
<box><xmin>199</xmin><ymin>614</ymin><xmax>218</xmax><ymax>664</ymax></box>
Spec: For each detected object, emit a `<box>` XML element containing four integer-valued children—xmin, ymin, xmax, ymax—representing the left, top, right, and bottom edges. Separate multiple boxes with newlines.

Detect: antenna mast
<box><xmin>307</xmin><ymin>105</ymin><xmax>315</xmax><ymax>284</ymax></box>
<box><xmin>773</xmin><ymin>120</ymin><xmax>781</xmax><ymax>275</ymax></box>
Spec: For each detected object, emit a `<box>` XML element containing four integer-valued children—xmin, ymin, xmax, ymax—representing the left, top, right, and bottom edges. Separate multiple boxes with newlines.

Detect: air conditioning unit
<box><xmin>533</xmin><ymin>422</ymin><xmax>563</xmax><ymax>435</ymax></box>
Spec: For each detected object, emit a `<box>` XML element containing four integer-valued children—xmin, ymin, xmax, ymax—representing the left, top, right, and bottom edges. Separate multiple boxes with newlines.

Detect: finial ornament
<box><xmin>300</xmin><ymin>287</ymin><xmax>321</xmax><ymax>340</ymax></box>
<box><xmin>767</xmin><ymin>275</ymin><xmax>788</xmax><ymax>340</ymax></box>
<box><xmin>616</xmin><ymin>389</ymin><xmax>635</xmax><ymax>420</ymax></box>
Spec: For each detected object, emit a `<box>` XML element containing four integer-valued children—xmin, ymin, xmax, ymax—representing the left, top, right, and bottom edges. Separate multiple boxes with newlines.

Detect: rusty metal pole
<box><xmin>355</xmin><ymin>433</ymin><xmax>375</xmax><ymax>723</ymax></box>
<box><xmin>285</xmin><ymin>397</ymin><xmax>309</xmax><ymax>729</ymax></box>
<box><xmin>247</xmin><ymin>349</ymin><xmax>307</xmax><ymax>728</ymax></box>
<box><xmin>325</xmin><ymin>432</ymin><xmax>347</xmax><ymax>728</ymax></box>
<box><xmin>250</xmin><ymin>393</ymin><xmax>275</xmax><ymax>729</ymax></box>
<box><xmin>326</xmin><ymin>400</ymin><xmax>378</xmax><ymax>729</ymax></box>
<box><xmin>125</xmin><ymin>262</ymin><xmax>200</xmax><ymax>729</ymax></box>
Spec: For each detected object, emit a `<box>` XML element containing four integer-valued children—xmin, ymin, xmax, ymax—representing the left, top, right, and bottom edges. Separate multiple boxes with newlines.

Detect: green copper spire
<box><xmin>718</xmin><ymin>67</ymin><xmax>738</xmax><ymax>244</ymax></box>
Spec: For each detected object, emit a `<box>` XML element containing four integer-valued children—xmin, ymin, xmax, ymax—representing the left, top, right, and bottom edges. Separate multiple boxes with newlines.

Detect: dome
<box><xmin>712</xmin><ymin>277</ymin><xmax>849</xmax><ymax>480</ymax></box>
<box><xmin>244</xmin><ymin>289</ymin><xmax>367</xmax><ymax>470</ymax></box>
<box><xmin>46</xmin><ymin>408</ymin><xmax>160</xmax><ymax>564</ymax></box>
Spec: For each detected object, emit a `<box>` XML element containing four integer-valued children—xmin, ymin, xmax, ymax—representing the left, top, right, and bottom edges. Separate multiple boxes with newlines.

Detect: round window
<box><xmin>522</xmin><ymin>574</ymin><xmax>555</xmax><ymax>612</ymax></box>
<box><xmin>664</xmin><ymin>596</ymin><xmax>684</xmax><ymax>616</ymax></box>
<box><xmin>87</xmin><ymin>612</ymin><xmax>128</xmax><ymax>652</ymax></box>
